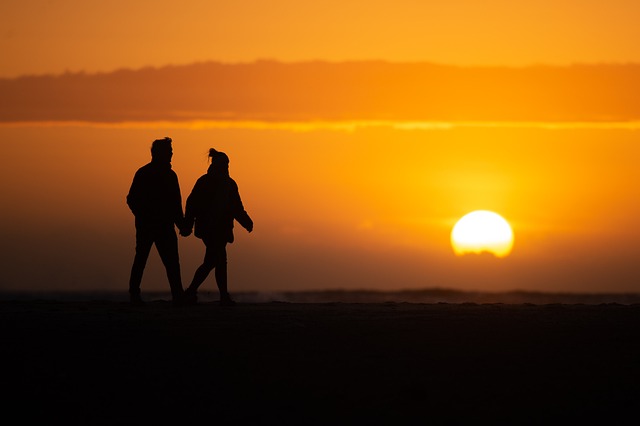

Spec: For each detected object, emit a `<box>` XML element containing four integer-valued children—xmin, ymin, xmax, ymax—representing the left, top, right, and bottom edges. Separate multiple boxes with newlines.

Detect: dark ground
<box><xmin>2</xmin><ymin>300</ymin><xmax>639</xmax><ymax>425</ymax></box>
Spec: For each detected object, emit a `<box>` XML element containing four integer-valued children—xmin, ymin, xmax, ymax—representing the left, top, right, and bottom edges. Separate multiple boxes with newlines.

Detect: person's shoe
<box><xmin>219</xmin><ymin>294</ymin><xmax>236</xmax><ymax>307</ymax></box>
<box><xmin>172</xmin><ymin>290</ymin><xmax>190</xmax><ymax>307</ymax></box>
<box><xmin>130</xmin><ymin>294</ymin><xmax>145</xmax><ymax>306</ymax></box>
<box><xmin>183</xmin><ymin>288</ymin><xmax>198</xmax><ymax>306</ymax></box>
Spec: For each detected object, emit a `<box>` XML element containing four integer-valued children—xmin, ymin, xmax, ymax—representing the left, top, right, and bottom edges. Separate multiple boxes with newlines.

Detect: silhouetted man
<box><xmin>127</xmin><ymin>137</ymin><xmax>185</xmax><ymax>305</ymax></box>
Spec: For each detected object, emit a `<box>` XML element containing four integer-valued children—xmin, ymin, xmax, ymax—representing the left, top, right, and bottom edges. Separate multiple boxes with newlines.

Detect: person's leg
<box><xmin>155</xmin><ymin>226</ymin><xmax>184</xmax><ymax>303</ymax></box>
<box><xmin>185</xmin><ymin>238</ymin><xmax>217</xmax><ymax>295</ymax></box>
<box><xmin>214</xmin><ymin>261</ymin><xmax>227</xmax><ymax>295</ymax></box>
<box><xmin>212</xmin><ymin>244</ymin><xmax>233</xmax><ymax>304</ymax></box>
<box><xmin>129</xmin><ymin>227</ymin><xmax>154</xmax><ymax>303</ymax></box>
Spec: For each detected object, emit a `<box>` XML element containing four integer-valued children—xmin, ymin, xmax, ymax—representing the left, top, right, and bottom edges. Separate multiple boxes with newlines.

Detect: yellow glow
<box><xmin>451</xmin><ymin>211</ymin><xmax>514</xmax><ymax>258</ymax></box>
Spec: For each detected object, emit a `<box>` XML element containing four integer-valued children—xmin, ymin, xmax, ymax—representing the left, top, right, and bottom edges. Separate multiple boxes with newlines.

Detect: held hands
<box><xmin>179</xmin><ymin>217</ymin><xmax>193</xmax><ymax>237</ymax></box>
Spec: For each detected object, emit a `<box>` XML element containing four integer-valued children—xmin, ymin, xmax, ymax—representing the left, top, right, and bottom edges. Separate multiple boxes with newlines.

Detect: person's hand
<box><xmin>246</xmin><ymin>221</ymin><xmax>253</xmax><ymax>233</ymax></box>
<box><xmin>179</xmin><ymin>226</ymin><xmax>192</xmax><ymax>237</ymax></box>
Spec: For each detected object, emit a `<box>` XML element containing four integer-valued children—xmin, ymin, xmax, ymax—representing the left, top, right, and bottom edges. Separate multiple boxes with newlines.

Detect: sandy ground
<box><xmin>2</xmin><ymin>300</ymin><xmax>639</xmax><ymax>424</ymax></box>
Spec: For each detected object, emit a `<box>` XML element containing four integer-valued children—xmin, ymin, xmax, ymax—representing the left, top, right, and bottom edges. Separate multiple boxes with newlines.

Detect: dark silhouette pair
<box><xmin>126</xmin><ymin>137</ymin><xmax>253</xmax><ymax>306</ymax></box>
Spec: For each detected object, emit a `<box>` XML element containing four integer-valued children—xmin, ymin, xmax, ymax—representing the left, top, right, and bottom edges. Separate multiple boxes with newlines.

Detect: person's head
<box><xmin>151</xmin><ymin>137</ymin><xmax>173</xmax><ymax>163</ymax></box>
<box><xmin>208</xmin><ymin>148</ymin><xmax>229</xmax><ymax>175</ymax></box>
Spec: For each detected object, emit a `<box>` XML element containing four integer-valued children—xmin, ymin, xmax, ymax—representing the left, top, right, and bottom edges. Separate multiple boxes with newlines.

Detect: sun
<box><xmin>451</xmin><ymin>210</ymin><xmax>514</xmax><ymax>258</ymax></box>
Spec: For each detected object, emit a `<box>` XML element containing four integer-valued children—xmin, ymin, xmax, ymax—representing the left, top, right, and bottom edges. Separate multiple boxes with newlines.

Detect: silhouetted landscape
<box><xmin>2</xmin><ymin>298</ymin><xmax>638</xmax><ymax>424</ymax></box>
<box><xmin>2</xmin><ymin>61</ymin><xmax>640</xmax><ymax>122</ymax></box>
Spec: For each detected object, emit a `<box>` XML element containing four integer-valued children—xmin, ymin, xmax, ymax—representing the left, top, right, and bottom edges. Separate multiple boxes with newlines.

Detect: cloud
<box><xmin>1</xmin><ymin>61</ymin><xmax>640</xmax><ymax>123</ymax></box>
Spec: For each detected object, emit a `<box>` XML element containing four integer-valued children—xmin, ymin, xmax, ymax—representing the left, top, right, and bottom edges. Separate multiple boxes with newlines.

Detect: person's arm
<box><xmin>230</xmin><ymin>180</ymin><xmax>253</xmax><ymax>232</ymax></box>
<box><xmin>170</xmin><ymin>171</ymin><xmax>185</xmax><ymax>228</ymax></box>
<box><xmin>182</xmin><ymin>177</ymin><xmax>204</xmax><ymax>235</ymax></box>
<box><xmin>126</xmin><ymin>170</ymin><xmax>143</xmax><ymax>216</ymax></box>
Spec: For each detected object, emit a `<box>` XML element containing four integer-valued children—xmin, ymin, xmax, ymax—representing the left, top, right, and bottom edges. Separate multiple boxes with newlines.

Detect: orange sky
<box><xmin>1</xmin><ymin>1</ymin><xmax>640</xmax><ymax>295</ymax></box>
<box><xmin>2</xmin><ymin>124</ymin><xmax>640</xmax><ymax>294</ymax></box>
<box><xmin>2</xmin><ymin>0</ymin><xmax>640</xmax><ymax>77</ymax></box>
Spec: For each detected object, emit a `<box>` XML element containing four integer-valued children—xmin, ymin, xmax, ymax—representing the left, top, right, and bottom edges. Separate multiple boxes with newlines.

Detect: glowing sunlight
<box><xmin>451</xmin><ymin>210</ymin><xmax>514</xmax><ymax>258</ymax></box>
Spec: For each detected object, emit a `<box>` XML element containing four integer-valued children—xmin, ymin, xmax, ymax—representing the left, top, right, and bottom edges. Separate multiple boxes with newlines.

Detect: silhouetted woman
<box><xmin>181</xmin><ymin>148</ymin><xmax>253</xmax><ymax>306</ymax></box>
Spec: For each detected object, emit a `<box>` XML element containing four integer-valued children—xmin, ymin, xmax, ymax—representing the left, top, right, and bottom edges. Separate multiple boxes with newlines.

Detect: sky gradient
<box><xmin>1</xmin><ymin>1</ymin><xmax>640</xmax><ymax>295</ymax></box>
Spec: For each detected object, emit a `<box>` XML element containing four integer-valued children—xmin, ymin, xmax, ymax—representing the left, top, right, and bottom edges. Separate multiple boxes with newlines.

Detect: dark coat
<box><xmin>185</xmin><ymin>172</ymin><xmax>252</xmax><ymax>243</ymax></box>
<box><xmin>126</xmin><ymin>161</ymin><xmax>184</xmax><ymax>228</ymax></box>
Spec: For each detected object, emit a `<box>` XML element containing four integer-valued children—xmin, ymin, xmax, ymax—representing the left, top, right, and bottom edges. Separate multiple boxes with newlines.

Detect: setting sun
<box><xmin>451</xmin><ymin>211</ymin><xmax>514</xmax><ymax>258</ymax></box>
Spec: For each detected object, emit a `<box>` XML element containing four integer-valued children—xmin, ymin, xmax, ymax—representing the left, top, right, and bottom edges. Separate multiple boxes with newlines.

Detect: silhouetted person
<box><xmin>181</xmin><ymin>148</ymin><xmax>253</xmax><ymax>306</ymax></box>
<box><xmin>127</xmin><ymin>137</ymin><xmax>185</xmax><ymax>305</ymax></box>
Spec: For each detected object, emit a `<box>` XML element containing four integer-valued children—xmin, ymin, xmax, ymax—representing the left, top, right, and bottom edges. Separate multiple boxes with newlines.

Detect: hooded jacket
<box><xmin>184</xmin><ymin>167</ymin><xmax>252</xmax><ymax>242</ymax></box>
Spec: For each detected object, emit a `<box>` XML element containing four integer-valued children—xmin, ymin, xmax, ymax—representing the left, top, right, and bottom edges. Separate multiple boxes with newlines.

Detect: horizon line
<box><xmin>2</xmin><ymin>287</ymin><xmax>639</xmax><ymax>295</ymax></box>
